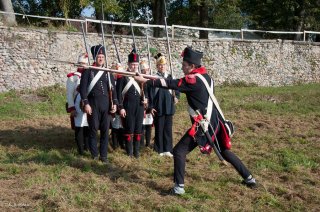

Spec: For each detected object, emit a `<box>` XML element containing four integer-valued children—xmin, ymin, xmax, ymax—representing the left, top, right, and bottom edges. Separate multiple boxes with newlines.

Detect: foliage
<box><xmin>211</xmin><ymin>0</ymin><xmax>246</xmax><ymax>29</ymax></box>
<box><xmin>240</xmin><ymin>0</ymin><xmax>320</xmax><ymax>39</ymax></box>
<box><xmin>9</xmin><ymin>1</ymin><xmax>320</xmax><ymax>39</ymax></box>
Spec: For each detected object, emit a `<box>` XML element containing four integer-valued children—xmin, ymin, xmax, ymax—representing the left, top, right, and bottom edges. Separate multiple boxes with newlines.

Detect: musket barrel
<box><xmin>163</xmin><ymin>0</ymin><xmax>173</xmax><ymax>77</ymax></box>
<box><xmin>146</xmin><ymin>12</ymin><xmax>152</xmax><ymax>74</ymax></box>
<box><xmin>78</xmin><ymin>64</ymin><xmax>160</xmax><ymax>80</ymax></box>
<box><xmin>111</xmin><ymin>19</ymin><xmax>122</xmax><ymax>63</ymax></box>
<box><xmin>100</xmin><ymin>20</ymin><xmax>109</xmax><ymax>67</ymax></box>
<box><xmin>81</xmin><ymin>21</ymin><xmax>91</xmax><ymax>65</ymax></box>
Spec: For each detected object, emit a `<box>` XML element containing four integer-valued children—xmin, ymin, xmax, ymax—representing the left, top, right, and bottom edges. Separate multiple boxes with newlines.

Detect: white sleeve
<box><xmin>66</xmin><ymin>76</ymin><xmax>76</xmax><ymax>109</ymax></box>
<box><xmin>74</xmin><ymin>94</ymin><xmax>82</xmax><ymax>113</ymax></box>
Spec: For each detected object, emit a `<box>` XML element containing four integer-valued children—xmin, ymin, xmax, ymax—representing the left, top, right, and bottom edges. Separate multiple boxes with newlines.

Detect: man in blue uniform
<box><xmin>79</xmin><ymin>44</ymin><xmax>118</xmax><ymax>163</ymax></box>
<box><xmin>134</xmin><ymin>46</ymin><xmax>257</xmax><ymax>194</ymax></box>
<box><xmin>149</xmin><ymin>53</ymin><xmax>179</xmax><ymax>157</ymax></box>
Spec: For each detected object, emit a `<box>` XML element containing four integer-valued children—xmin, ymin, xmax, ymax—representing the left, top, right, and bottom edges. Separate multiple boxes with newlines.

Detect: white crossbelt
<box><xmin>187</xmin><ymin>76</ymin><xmax>213</xmax><ymax>121</ymax></box>
<box><xmin>121</xmin><ymin>77</ymin><xmax>141</xmax><ymax>96</ymax></box>
<box><xmin>195</xmin><ymin>73</ymin><xmax>226</xmax><ymax>120</ymax></box>
<box><xmin>87</xmin><ymin>71</ymin><xmax>104</xmax><ymax>94</ymax></box>
<box><xmin>189</xmin><ymin>74</ymin><xmax>235</xmax><ymax>137</ymax></box>
<box><xmin>155</xmin><ymin>72</ymin><xmax>172</xmax><ymax>96</ymax></box>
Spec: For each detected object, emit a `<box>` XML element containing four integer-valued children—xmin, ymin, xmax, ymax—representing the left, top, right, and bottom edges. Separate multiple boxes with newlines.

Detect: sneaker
<box><xmin>164</xmin><ymin>152</ymin><xmax>173</xmax><ymax>157</ymax></box>
<box><xmin>159</xmin><ymin>153</ymin><xmax>164</xmax><ymax>156</ymax></box>
<box><xmin>172</xmin><ymin>184</ymin><xmax>185</xmax><ymax>195</ymax></box>
<box><xmin>242</xmin><ymin>175</ymin><xmax>257</xmax><ymax>188</ymax></box>
<box><xmin>92</xmin><ymin>156</ymin><xmax>99</xmax><ymax>161</ymax></box>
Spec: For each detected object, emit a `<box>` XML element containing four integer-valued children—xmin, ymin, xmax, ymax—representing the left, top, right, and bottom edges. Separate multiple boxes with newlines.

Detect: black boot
<box><xmin>119</xmin><ymin>129</ymin><xmax>125</xmax><ymax>149</ymax></box>
<box><xmin>83</xmin><ymin>127</ymin><xmax>89</xmax><ymax>152</ymax></box>
<box><xmin>145</xmin><ymin>125</ymin><xmax>152</xmax><ymax>147</ymax></box>
<box><xmin>133</xmin><ymin>134</ymin><xmax>141</xmax><ymax>158</ymax></box>
<box><xmin>140</xmin><ymin>133</ymin><xmax>145</xmax><ymax>149</ymax></box>
<box><xmin>111</xmin><ymin>129</ymin><xmax>119</xmax><ymax>150</ymax></box>
<box><xmin>125</xmin><ymin>134</ymin><xmax>133</xmax><ymax>157</ymax></box>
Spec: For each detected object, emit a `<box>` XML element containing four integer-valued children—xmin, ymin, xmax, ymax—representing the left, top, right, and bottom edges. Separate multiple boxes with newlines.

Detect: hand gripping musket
<box><xmin>163</xmin><ymin>0</ymin><xmax>176</xmax><ymax>99</ymax></box>
<box><xmin>81</xmin><ymin>21</ymin><xmax>91</xmax><ymax>65</ymax></box>
<box><xmin>100</xmin><ymin>8</ymin><xmax>114</xmax><ymax>113</ymax></box>
<box><xmin>195</xmin><ymin>110</ymin><xmax>227</xmax><ymax>165</ymax></box>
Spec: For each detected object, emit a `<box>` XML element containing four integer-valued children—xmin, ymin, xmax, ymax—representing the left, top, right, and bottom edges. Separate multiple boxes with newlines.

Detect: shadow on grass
<box><xmin>0</xmin><ymin>124</ymin><xmax>74</xmax><ymax>151</ymax></box>
<box><xmin>0</xmin><ymin>124</ymin><xmax>174</xmax><ymax>196</ymax></box>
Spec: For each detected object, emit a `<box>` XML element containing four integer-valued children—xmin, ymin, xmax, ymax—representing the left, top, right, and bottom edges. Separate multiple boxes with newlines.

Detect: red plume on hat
<box><xmin>180</xmin><ymin>50</ymin><xmax>185</xmax><ymax>57</ymax></box>
<box><xmin>91</xmin><ymin>44</ymin><xmax>106</xmax><ymax>61</ymax></box>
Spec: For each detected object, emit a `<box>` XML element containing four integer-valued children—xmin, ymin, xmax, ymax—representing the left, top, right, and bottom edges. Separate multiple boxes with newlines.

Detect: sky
<box><xmin>81</xmin><ymin>6</ymin><xmax>95</xmax><ymax>17</ymax></box>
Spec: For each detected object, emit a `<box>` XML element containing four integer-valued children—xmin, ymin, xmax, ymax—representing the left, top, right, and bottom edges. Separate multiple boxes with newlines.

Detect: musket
<box><xmin>100</xmin><ymin>20</ymin><xmax>109</xmax><ymax>67</ymax></box>
<box><xmin>129</xmin><ymin>1</ymin><xmax>137</xmax><ymax>52</ymax></box>
<box><xmin>78</xmin><ymin>64</ymin><xmax>160</xmax><ymax>80</ymax></box>
<box><xmin>111</xmin><ymin>16</ymin><xmax>122</xmax><ymax>63</ymax></box>
<box><xmin>146</xmin><ymin>10</ymin><xmax>152</xmax><ymax>75</ymax></box>
<box><xmin>31</xmin><ymin>57</ymin><xmax>161</xmax><ymax>80</ymax></box>
<box><xmin>130</xmin><ymin>0</ymin><xmax>145</xmax><ymax>104</ymax></box>
<box><xmin>100</xmin><ymin>5</ymin><xmax>114</xmax><ymax>112</ymax></box>
<box><xmin>81</xmin><ymin>21</ymin><xmax>91</xmax><ymax>65</ymax></box>
<box><xmin>163</xmin><ymin>0</ymin><xmax>173</xmax><ymax>78</ymax></box>
<box><xmin>163</xmin><ymin>0</ymin><xmax>176</xmax><ymax>99</ymax></box>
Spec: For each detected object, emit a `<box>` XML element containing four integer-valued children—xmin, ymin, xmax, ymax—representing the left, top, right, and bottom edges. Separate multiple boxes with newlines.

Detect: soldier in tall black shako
<box><xmin>116</xmin><ymin>49</ymin><xmax>145</xmax><ymax>158</ymax></box>
<box><xmin>79</xmin><ymin>44</ymin><xmax>118</xmax><ymax>163</ymax></box>
<box><xmin>134</xmin><ymin>46</ymin><xmax>257</xmax><ymax>195</ymax></box>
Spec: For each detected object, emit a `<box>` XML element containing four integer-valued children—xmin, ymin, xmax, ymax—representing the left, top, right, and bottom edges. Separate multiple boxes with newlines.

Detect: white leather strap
<box><xmin>121</xmin><ymin>77</ymin><xmax>141</xmax><ymax>97</ymax></box>
<box><xmin>195</xmin><ymin>73</ymin><xmax>226</xmax><ymax>121</ymax></box>
<box><xmin>187</xmin><ymin>79</ymin><xmax>213</xmax><ymax>120</ymax></box>
<box><xmin>88</xmin><ymin>71</ymin><xmax>103</xmax><ymax>94</ymax></box>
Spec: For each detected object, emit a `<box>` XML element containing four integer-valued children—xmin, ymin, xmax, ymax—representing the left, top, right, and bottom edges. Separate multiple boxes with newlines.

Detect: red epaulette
<box><xmin>67</xmin><ymin>72</ymin><xmax>74</xmax><ymax>78</ymax></box>
<box><xmin>185</xmin><ymin>74</ymin><xmax>197</xmax><ymax>84</ymax></box>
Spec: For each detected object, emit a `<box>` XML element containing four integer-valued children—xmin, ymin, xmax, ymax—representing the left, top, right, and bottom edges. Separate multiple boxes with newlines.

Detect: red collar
<box><xmin>189</xmin><ymin>66</ymin><xmax>207</xmax><ymax>75</ymax></box>
<box><xmin>77</xmin><ymin>67</ymin><xmax>85</xmax><ymax>73</ymax></box>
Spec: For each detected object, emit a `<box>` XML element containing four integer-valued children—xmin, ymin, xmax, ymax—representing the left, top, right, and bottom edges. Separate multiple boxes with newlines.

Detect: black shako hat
<box><xmin>91</xmin><ymin>44</ymin><xmax>106</xmax><ymax>61</ymax></box>
<box><xmin>182</xmin><ymin>46</ymin><xmax>203</xmax><ymax>66</ymax></box>
<box><xmin>128</xmin><ymin>49</ymin><xmax>139</xmax><ymax>63</ymax></box>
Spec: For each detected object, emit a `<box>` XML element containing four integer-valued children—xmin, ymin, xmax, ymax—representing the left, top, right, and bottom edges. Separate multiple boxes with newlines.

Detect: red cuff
<box><xmin>67</xmin><ymin>106</ymin><xmax>76</xmax><ymax>113</ymax></box>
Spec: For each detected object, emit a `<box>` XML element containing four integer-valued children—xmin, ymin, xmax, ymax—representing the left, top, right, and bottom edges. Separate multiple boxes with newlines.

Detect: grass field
<box><xmin>0</xmin><ymin>83</ymin><xmax>319</xmax><ymax>211</ymax></box>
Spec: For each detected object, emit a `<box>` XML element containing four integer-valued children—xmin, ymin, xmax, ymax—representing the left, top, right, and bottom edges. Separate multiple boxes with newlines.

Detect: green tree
<box><xmin>212</xmin><ymin>0</ymin><xmax>245</xmax><ymax>30</ymax></box>
<box><xmin>241</xmin><ymin>0</ymin><xmax>320</xmax><ymax>40</ymax></box>
<box><xmin>12</xmin><ymin>0</ymin><xmax>83</xmax><ymax>25</ymax></box>
<box><xmin>169</xmin><ymin>0</ymin><xmax>245</xmax><ymax>39</ymax></box>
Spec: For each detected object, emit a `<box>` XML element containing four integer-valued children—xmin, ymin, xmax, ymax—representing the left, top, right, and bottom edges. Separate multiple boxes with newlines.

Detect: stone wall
<box><xmin>0</xmin><ymin>26</ymin><xmax>320</xmax><ymax>92</ymax></box>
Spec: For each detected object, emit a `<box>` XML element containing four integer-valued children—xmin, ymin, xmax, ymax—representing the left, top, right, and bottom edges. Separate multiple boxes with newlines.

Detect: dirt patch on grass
<box><xmin>20</xmin><ymin>94</ymin><xmax>48</xmax><ymax>103</ymax></box>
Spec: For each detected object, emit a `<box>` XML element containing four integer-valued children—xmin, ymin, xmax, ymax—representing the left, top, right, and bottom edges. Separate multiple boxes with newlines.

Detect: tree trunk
<box><xmin>294</xmin><ymin>1</ymin><xmax>305</xmax><ymax>41</ymax></box>
<box><xmin>198</xmin><ymin>1</ymin><xmax>208</xmax><ymax>39</ymax></box>
<box><xmin>95</xmin><ymin>11</ymin><xmax>103</xmax><ymax>33</ymax></box>
<box><xmin>0</xmin><ymin>0</ymin><xmax>17</xmax><ymax>26</ymax></box>
<box><xmin>152</xmin><ymin>0</ymin><xmax>164</xmax><ymax>38</ymax></box>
